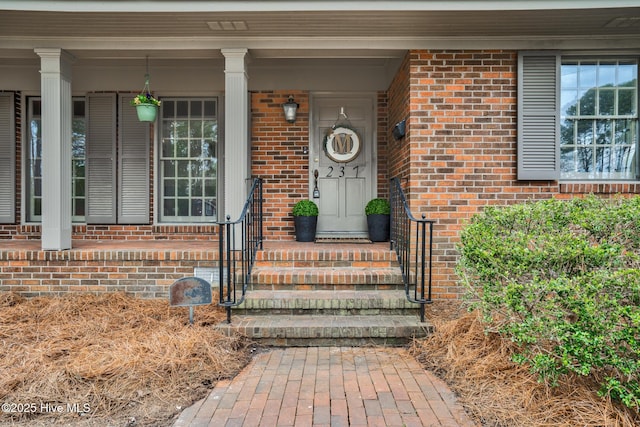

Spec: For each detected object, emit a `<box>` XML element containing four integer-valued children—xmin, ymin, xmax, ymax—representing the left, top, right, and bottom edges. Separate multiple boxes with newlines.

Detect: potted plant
<box><xmin>131</xmin><ymin>92</ymin><xmax>161</xmax><ymax>122</ymax></box>
<box><xmin>293</xmin><ymin>200</ymin><xmax>319</xmax><ymax>242</ymax></box>
<box><xmin>365</xmin><ymin>198</ymin><xmax>390</xmax><ymax>242</ymax></box>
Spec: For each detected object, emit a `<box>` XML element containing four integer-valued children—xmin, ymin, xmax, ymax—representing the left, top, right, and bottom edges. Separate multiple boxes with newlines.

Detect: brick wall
<box><xmin>251</xmin><ymin>91</ymin><xmax>310</xmax><ymax>240</ymax></box>
<box><xmin>251</xmin><ymin>90</ymin><xmax>390</xmax><ymax>239</ymax></box>
<box><xmin>0</xmin><ymin>249</ymin><xmax>218</xmax><ymax>297</ymax></box>
<box><xmin>393</xmin><ymin>50</ymin><xmax>640</xmax><ymax>299</ymax></box>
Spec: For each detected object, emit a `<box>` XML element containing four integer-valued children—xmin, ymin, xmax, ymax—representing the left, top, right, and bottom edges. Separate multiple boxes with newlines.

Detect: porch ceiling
<box><xmin>0</xmin><ymin>5</ymin><xmax>639</xmax><ymax>60</ymax></box>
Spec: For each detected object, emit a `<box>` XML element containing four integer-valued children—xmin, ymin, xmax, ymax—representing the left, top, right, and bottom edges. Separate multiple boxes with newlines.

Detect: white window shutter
<box><xmin>86</xmin><ymin>93</ymin><xmax>117</xmax><ymax>223</ymax></box>
<box><xmin>118</xmin><ymin>95</ymin><xmax>149</xmax><ymax>224</ymax></box>
<box><xmin>517</xmin><ymin>52</ymin><xmax>560</xmax><ymax>180</ymax></box>
<box><xmin>0</xmin><ymin>93</ymin><xmax>15</xmax><ymax>223</ymax></box>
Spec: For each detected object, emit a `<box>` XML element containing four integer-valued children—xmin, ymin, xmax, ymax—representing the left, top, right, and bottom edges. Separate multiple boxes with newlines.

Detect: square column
<box><xmin>221</xmin><ymin>48</ymin><xmax>250</xmax><ymax>222</ymax></box>
<box><xmin>35</xmin><ymin>48</ymin><xmax>74</xmax><ymax>250</ymax></box>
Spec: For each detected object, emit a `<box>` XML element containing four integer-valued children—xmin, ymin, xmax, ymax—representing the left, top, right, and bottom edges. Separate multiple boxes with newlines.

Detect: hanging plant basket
<box><xmin>135</xmin><ymin>103</ymin><xmax>158</xmax><ymax>122</ymax></box>
<box><xmin>131</xmin><ymin>57</ymin><xmax>160</xmax><ymax>122</ymax></box>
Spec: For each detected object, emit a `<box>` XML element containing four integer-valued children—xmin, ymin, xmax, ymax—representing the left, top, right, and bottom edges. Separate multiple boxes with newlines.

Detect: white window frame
<box><xmin>560</xmin><ymin>59</ymin><xmax>638</xmax><ymax>181</ymax></box>
<box><xmin>518</xmin><ymin>52</ymin><xmax>639</xmax><ymax>182</ymax></box>
<box><xmin>157</xmin><ymin>97</ymin><xmax>220</xmax><ymax>224</ymax></box>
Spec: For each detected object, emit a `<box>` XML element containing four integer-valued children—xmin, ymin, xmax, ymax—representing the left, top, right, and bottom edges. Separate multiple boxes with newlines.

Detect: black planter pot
<box><xmin>294</xmin><ymin>216</ymin><xmax>318</xmax><ymax>242</ymax></box>
<box><xmin>367</xmin><ymin>214</ymin><xmax>390</xmax><ymax>242</ymax></box>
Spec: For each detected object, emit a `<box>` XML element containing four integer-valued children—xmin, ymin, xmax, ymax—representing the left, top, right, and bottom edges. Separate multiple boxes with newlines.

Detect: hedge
<box><xmin>457</xmin><ymin>196</ymin><xmax>640</xmax><ymax>410</ymax></box>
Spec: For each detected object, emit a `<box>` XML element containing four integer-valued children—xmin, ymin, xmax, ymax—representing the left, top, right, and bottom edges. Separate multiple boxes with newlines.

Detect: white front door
<box><xmin>310</xmin><ymin>94</ymin><xmax>376</xmax><ymax>237</ymax></box>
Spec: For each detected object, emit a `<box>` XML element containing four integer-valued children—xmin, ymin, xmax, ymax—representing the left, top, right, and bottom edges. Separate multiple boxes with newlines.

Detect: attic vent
<box><xmin>604</xmin><ymin>17</ymin><xmax>640</xmax><ymax>28</ymax></box>
<box><xmin>207</xmin><ymin>21</ymin><xmax>248</xmax><ymax>31</ymax></box>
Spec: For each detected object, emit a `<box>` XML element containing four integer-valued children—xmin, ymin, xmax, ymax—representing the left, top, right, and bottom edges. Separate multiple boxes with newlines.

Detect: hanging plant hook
<box><xmin>131</xmin><ymin>55</ymin><xmax>160</xmax><ymax>108</ymax></box>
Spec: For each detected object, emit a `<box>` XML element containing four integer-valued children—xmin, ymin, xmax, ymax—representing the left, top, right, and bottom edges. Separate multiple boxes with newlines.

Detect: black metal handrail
<box><xmin>390</xmin><ymin>177</ymin><xmax>435</xmax><ymax>323</ymax></box>
<box><xmin>217</xmin><ymin>178</ymin><xmax>263</xmax><ymax>323</ymax></box>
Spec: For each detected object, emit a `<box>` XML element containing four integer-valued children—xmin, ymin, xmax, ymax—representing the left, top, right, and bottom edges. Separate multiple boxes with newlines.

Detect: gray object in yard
<box><xmin>169</xmin><ymin>277</ymin><xmax>212</xmax><ymax>325</ymax></box>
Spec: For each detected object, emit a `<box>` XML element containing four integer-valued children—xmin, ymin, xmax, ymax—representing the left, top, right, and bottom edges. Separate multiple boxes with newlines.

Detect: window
<box><xmin>518</xmin><ymin>53</ymin><xmax>639</xmax><ymax>181</ymax></box>
<box><xmin>560</xmin><ymin>61</ymin><xmax>638</xmax><ymax>180</ymax></box>
<box><xmin>27</xmin><ymin>97</ymin><xmax>86</xmax><ymax>222</ymax></box>
<box><xmin>159</xmin><ymin>99</ymin><xmax>218</xmax><ymax>222</ymax></box>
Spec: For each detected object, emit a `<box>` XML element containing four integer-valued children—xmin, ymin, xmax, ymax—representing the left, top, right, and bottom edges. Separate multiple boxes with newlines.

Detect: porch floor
<box><xmin>0</xmin><ymin>239</ymin><xmax>390</xmax><ymax>253</ymax></box>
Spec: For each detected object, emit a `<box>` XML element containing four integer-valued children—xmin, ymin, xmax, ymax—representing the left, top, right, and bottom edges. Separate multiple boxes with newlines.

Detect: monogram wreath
<box><xmin>323</xmin><ymin>124</ymin><xmax>361</xmax><ymax>163</ymax></box>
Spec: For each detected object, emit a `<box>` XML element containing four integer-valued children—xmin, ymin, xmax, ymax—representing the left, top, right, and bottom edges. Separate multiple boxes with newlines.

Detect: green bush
<box><xmin>292</xmin><ymin>200</ymin><xmax>319</xmax><ymax>217</ymax></box>
<box><xmin>365</xmin><ymin>198</ymin><xmax>390</xmax><ymax>215</ymax></box>
<box><xmin>457</xmin><ymin>196</ymin><xmax>640</xmax><ymax>410</ymax></box>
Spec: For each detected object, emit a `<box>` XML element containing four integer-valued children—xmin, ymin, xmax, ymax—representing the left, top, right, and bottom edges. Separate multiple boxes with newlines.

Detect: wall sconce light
<box><xmin>282</xmin><ymin>96</ymin><xmax>299</xmax><ymax>123</ymax></box>
<box><xmin>392</xmin><ymin>119</ymin><xmax>406</xmax><ymax>141</ymax></box>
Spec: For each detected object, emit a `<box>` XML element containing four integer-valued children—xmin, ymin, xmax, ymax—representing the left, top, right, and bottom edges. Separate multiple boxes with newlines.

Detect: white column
<box><xmin>35</xmin><ymin>48</ymin><xmax>74</xmax><ymax>250</ymax></box>
<box><xmin>221</xmin><ymin>48</ymin><xmax>250</xmax><ymax>222</ymax></box>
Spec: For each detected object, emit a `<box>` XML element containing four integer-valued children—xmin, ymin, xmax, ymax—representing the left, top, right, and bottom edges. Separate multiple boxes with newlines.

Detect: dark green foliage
<box><xmin>365</xmin><ymin>198</ymin><xmax>390</xmax><ymax>215</ymax></box>
<box><xmin>292</xmin><ymin>200</ymin><xmax>319</xmax><ymax>217</ymax></box>
<box><xmin>458</xmin><ymin>196</ymin><xmax>640</xmax><ymax>410</ymax></box>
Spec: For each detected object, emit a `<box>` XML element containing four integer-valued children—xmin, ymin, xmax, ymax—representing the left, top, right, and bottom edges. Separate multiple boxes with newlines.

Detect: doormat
<box><xmin>314</xmin><ymin>237</ymin><xmax>373</xmax><ymax>244</ymax></box>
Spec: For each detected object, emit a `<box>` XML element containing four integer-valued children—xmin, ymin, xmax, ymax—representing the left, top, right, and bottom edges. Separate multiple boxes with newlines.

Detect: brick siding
<box><xmin>0</xmin><ymin>248</ymin><xmax>217</xmax><ymax>298</ymax></box>
<box><xmin>388</xmin><ymin>50</ymin><xmax>640</xmax><ymax>299</ymax></box>
<box><xmin>3</xmin><ymin>52</ymin><xmax>640</xmax><ymax>299</ymax></box>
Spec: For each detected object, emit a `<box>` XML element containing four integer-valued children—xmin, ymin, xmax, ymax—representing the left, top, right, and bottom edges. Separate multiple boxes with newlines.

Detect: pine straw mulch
<box><xmin>0</xmin><ymin>292</ymin><xmax>253</xmax><ymax>427</ymax></box>
<box><xmin>411</xmin><ymin>300</ymin><xmax>640</xmax><ymax>427</ymax></box>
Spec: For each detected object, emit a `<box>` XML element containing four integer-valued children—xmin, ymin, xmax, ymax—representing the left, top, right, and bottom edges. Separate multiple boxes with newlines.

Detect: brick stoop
<box><xmin>215</xmin><ymin>243</ymin><xmax>433</xmax><ymax>346</ymax></box>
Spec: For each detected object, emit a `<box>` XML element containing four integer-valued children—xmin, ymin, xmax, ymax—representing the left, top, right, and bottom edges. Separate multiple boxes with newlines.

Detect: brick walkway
<box><xmin>173</xmin><ymin>347</ymin><xmax>477</xmax><ymax>427</ymax></box>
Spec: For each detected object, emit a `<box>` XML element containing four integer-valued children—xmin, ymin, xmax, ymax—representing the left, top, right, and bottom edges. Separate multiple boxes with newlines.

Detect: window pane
<box><xmin>618</xmin><ymin>89</ymin><xmax>635</xmax><ymax>115</ymax></box>
<box><xmin>579</xmin><ymin>88</ymin><xmax>597</xmax><ymax>116</ymax></box>
<box><xmin>613</xmin><ymin>146</ymin><xmax>634</xmax><ymax>172</ymax></box>
<box><xmin>580</xmin><ymin>64</ymin><xmax>597</xmax><ymax>88</ymax></box>
<box><xmin>561</xmin><ymin>90</ymin><xmax>579</xmax><ymax>116</ymax></box>
<box><xmin>164</xmin><ymin>179</ymin><xmax>175</xmax><ymax>197</ymax></box>
<box><xmin>598</xmin><ymin>63</ymin><xmax>616</xmax><ymax>86</ymax></box>
<box><xmin>176</xmin><ymin>140</ymin><xmax>189</xmax><ymax>157</ymax></box>
<box><xmin>177</xmin><ymin>160</ymin><xmax>189</xmax><ymax>176</ymax></box>
<box><xmin>177</xmin><ymin>199</ymin><xmax>189</xmax><ymax>216</ymax></box>
<box><xmin>615</xmin><ymin>119</ymin><xmax>636</xmax><ymax>145</ymax></box>
<box><xmin>190</xmin><ymin>139</ymin><xmax>202</xmax><ymax>157</ymax></box>
<box><xmin>595</xmin><ymin>120</ymin><xmax>612</xmax><ymax>145</ymax></box>
<box><xmin>162</xmin><ymin>100</ymin><xmax>175</xmax><ymax>118</ymax></box>
<box><xmin>75</xmin><ymin>178</ymin><xmax>85</xmax><ymax>196</ymax></box>
<box><xmin>34</xmin><ymin>178</ymin><xmax>41</xmax><ymax>197</ymax></box>
<box><xmin>619</xmin><ymin>63</ymin><xmax>637</xmax><ymax>87</ymax></box>
<box><xmin>204</xmin><ymin>179</ymin><xmax>216</xmax><ymax>197</ymax></box>
<box><xmin>598</xmin><ymin>89</ymin><xmax>615</xmax><ymax>115</ymax></box>
<box><xmin>560</xmin><ymin>119</ymin><xmax>575</xmax><ymax>145</ymax></box>
<box><xmin>159</xmin><ymin>98</ymin><xmax>218</xmax><ymax>222</ymax></box>
<box><xmin>561</xmin><ymin>60</ymin><xmax>638</xmax><ymax>180</ymax></box>
<box><xmin>576</xmin><ymin>148</ymin><xmax>593</xmax><ymax>172</ymax></box>
<box><xmin>74</xmin><ymin>198</ymin><xmax>85</xmax><ymax>216</ymax></box>
<box><xmin>204</xmin><ymin>101</ymin><xmax>216</xmax><ymax>116</ymax></box>
<box><xmin>177</xmin><ymin>179</ymin><xmax>189</xmax><ymax>197</ymax></box>
<box><xmin>176</xmin><ymin>101</ymin><xmax>189</xmax><ymax>117</ymax></box>
<box><xmin>163</xmin><ymin>160</ymin><xmax>176</xmax><ymax>177</ymax></box>
<box><xmin>175</xmin><ymin>121</ymin><xmax>188</xmax><ymax>138</ymax></box>
<box><xmin>162</xmin><ymin>139</ymin><xmax>174</xmax><ymax>157</ymax></box>
<box><xmin>190</xmin><ymin>120</ymin><xmax>203</xmax><ymax>138</ymax></box>
<box><xmin>191</xmin><ymin>100</ymin><xmax>202</xmax><ymax>116</ymax></box>
<box><xmin>164</xmin><ymin>199</ymin><xmax>175</xmax><ymax>216</ymax></box>
<box><xmin>577</xmin><ymin>120</ymin><xmax>593</xmax><ymax>145</ymax></box>
<box><xmin>561</xmin><ymin>64</ymin><xmax>578</xmax><ymax>88</ymax></box>
<box><xmin>192</xmin><ymin>179</ymin><xmax>203</xmax><ymax>197</ymax></box>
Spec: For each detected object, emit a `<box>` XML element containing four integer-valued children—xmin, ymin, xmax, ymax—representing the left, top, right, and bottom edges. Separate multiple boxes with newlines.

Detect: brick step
<box><xmin>249</xmin><ymin>266</ymin><xmax>404</xmax><ymax>290</ymax></box>
<box><xmin>254</xmin><ymin>246</ymin><xmax>397</xmax><ymax>269</ymax></box>
<box><xmin>215</xmin><ymin>314</ymin><xmax>433</xmax><ymax>347</ymax></box>
<box><xmin>236</xmin><ymin>290</ymin><xmax>415</xmax><ymax>315</ymax></box>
